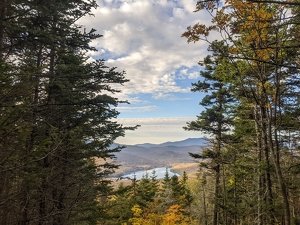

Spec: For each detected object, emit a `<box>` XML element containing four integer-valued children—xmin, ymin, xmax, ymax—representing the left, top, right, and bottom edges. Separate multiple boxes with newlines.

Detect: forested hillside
<box><xmin>1</xmin><ymin>0</ymin><xmax>300</xmax><ymax>225</ymax></box>
<box><xmin>112</xmin><ymin>138</ymin><xmax>207</xmax><ymax>177</ymax></box>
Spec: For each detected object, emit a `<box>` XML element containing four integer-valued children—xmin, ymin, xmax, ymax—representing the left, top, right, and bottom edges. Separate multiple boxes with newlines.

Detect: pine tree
<box><xmin>180</xmin><ymin>171</ymin><xmax>194</xmax><ymax>209</ymax></box>
<box><xmin>184</xmin><ymin>48</ymin><xmax>235</xmax><ymax>225</ymax></box>
<box><xmin>0</xmin><ymin>0</ymin><xmax>136</xmax><ymax>223</ymax></box>
<box><xmin>135</xmin><ymin>172</ymin><xmax>159</xmax><ymax>208</ymax></box>
<box><xmin>182</xmin><ymin>1</ymin><xmax>300</xmax><ymax>224</ymax></box>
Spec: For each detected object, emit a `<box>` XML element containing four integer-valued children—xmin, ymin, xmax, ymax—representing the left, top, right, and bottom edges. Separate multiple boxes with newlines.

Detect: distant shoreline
<box><xmin>112</xmin><ymin>166</ymin><xmax>180</xmax><ymax>180</ymax></box>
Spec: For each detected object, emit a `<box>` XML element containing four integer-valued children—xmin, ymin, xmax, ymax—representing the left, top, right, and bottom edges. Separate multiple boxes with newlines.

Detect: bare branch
<box><xmin>246</xmin><ymin>0</ymin><xmax>300</xmax><ymax>5</ymax></box>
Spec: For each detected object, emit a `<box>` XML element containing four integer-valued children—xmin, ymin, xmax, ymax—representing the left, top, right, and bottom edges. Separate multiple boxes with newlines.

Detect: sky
<box><xmin>79</xmin><ymin>0</ymin><xmax>215</xmax><ymax>145</ymax></box>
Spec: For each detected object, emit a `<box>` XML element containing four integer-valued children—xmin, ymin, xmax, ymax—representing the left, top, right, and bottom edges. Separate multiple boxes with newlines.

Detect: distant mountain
<box><xmin>112</xmin><ymin>138</ymin><xmax>207</xmax><ymax>177</ymax></box>
<box><xmin>157</xmin><ymin>138</ymin><xmax>208</xmax><ymax>147</ymax></box>
<box><xmin>134</xmin><ymin>143</ymin><xmax>157</xmax><ymax>148</ymax></box>
<box><xmin>135</xmin><ymin>138</ymin><xmax>208</xmax><ymax>148</ymax></box>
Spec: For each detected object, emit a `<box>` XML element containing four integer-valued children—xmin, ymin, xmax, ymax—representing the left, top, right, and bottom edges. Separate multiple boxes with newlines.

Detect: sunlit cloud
<box><xmin>152</xmin><ymin>92</ymin><xmax>191</xmax><ymax>101</ymax></box>
<box><xmin>78</xmin><ymin>0</ymin><xmax>214</xmax><ymax>143</ymax></box>
<box><xmin>116</xmin><ymin>117</ymin><xmax>207</xmax><ymax>145</ymax></box>
<box><xmin>117</xmin><ymin>105</ymin><xmax>159</xmax><ymax>112</ymax></box>
<box><xmin>79</xmin><ymin>0</ymin><xmax>211</xmax><ymax>100</ymax></box>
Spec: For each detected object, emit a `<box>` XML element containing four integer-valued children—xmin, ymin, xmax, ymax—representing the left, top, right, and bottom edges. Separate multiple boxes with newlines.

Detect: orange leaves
<box><xmin>129</xmin><ymin>204</ymin><xmax>163</xmax><ymax>225</ymax></box>
<box><xmin>129</xmin><ymin>204</ymin><xmax>191</xmax><ymax>225</ymax></box>
<box><xmin>182</xmin><ymin>23</ymin><xmax>218</xmax><ymax>43</ymax></box>
<box><xmin>229</xmin><ymin>0</ymin><xmax>252</xmax><ymax>12</ymax></box>
<box><xmin>182</xmin><ymin>0</ymin><xmax>278</xmax><ymax>64</ymax></box>
<box><xmin>161</xmin><ymin>204</ymin><xmax>189</xmax><ymax>225</ymax></box>
<box><xmin>131</xmin><ymin>204</ymin><xmax>143</xmax><ymax>217</ymax></box>
<box><xmin>183</xmin><ymin>0</ymin><xmax>281</xmax><ymax>64</ymax></box>
<box><xmin>227</xmin><ymin>2</ymin><xmax>277</xmax><ymax>62</ymax></box>
<box><xmin>241</xmin><ymin>5</ymin><xmax>275</xmax><ymax>34</ymax></box>
<box><xmin>182</xmin><ymin>1</ymin><xmax>228</xmax><ymax>43</ymax></box>
<box><xmin>212</xmin><ymin>9</ymin><xmax>233</xmax><ymax>30</ymax></box>
<box><xmin>129</xmin><ymin>205</ymin><xmax>144</xmax><ymax>225</ymax></box>
<box><xmin>195</xmin><ymin>1</ymin><xmax>220</xmax><ymax>13</ymax></box>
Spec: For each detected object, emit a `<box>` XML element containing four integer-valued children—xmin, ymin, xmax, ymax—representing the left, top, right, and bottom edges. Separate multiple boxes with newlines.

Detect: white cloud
<box><xmin>117</xmin><ymin>105</ymin><xmax>158</xmax><ymax>112</ymax></box>
<box><xmin>152</xmin><ymin>92</ymin><xmax>190</xmax><ymax>101</ymax></box>
<box><xmin>152</xmin><ymin>92</ymin><xmax>173</xmax><ymax>100</ymax></box>
<box><xmin>78</xmin><ymin>0</ymin><xmax>212</xmax><ymax>99</ymax></box>
<box><xmin>78</xmin><ymin>1</ymin><xmax>216</xmax><ymax>145</ymax></box>
<box><xmin>188</xmin><ymin>71</ymin><xmax>200</xmax><ymax>79</ymax></box>
<box><xmin>159</xmin><ymin>73</ymin><xmax>176</xmax><ymax>86</ymax></box>
<box><xmin>115</xmin><ymin>117</ymin><xmax>207</xmax><ymax>145</ymax></box>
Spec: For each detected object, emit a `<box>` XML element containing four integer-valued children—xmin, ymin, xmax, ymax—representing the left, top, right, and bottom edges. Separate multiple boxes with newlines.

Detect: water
<box><xmin>120</xmin><ymin>167</ymin><xmax>180</xmax><ymax>180</ymax></box>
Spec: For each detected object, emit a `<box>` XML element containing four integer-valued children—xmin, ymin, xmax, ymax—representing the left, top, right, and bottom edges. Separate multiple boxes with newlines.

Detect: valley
<box><xmin>111</xmin><ymin>138</ymin><xmax>207</xmax><ymax>178</ymax></box>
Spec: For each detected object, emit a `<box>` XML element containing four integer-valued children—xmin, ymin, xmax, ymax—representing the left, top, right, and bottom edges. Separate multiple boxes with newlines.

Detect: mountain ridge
<box><xmin>122</xmin><ymin>137</ymin><xmax>208</xmax><ymax>148</ymax></box>
<box><xmin>112</xmin><ymin>138</ymin><xmax>207</xmax><ymax>177</ymax></box>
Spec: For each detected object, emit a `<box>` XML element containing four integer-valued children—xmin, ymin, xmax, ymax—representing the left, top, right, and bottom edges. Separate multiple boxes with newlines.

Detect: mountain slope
<box><xmin>134</xmin><ymin>138</ymin><xmax>208</xmax><ymax>148</ymax></box>
<box><xmin>113</xmin><ymin>138</ymin><xmax>206</xmax><ymax>176</ymax></box>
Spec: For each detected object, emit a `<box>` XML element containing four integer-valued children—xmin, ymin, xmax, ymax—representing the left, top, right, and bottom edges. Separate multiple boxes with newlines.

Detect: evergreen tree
<box><xmin>184</xmin><ymin>49</ymin><xmax>235</xmax><ymax>225</ymax></box>
<box><xmin>0</xmin><ymin>0</ymin><xmax>136</xmax><ymax>223</ymax></box>
<box><xmin>136</xmin><ymin>172</ymin><xmax>159</xmax><ymax>208</ymax></box>
<box><xmin>105</xmin><ymin>182</ymin><xmax>134</xmax><ymax>225</ymax></box>
<box><xmin>180</xmin><ymin>171</ymin><xmax>194</xmax><ymax>209</ymax></box>
<box><xmin>158</xmin><ymin>171</ymin><xmax>194</xmax><ymax>216</ymax></box>
<box><xmin>183</xmin><ymin>1</ymin><xmax>300</xmax><ymax>224</ymax></box>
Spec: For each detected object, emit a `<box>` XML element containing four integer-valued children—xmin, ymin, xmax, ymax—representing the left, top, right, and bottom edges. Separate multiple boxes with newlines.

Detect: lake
<box><xmin>120</xmin><ymin>167</ymin><xmax>180</xmax><ymax>180</ymax></box>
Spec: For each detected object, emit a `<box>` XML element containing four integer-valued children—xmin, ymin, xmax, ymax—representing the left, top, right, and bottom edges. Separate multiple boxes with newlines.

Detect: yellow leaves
<box><xmin>265</xmin><ymin>103</ymin><xmax>271</xmax><ymax>109</ymax></box>
<box><xmin>257</xmin><ymin>9</ymin><xmax>274</xmax><ymax>21</ymax></box>
<box><xmin>256</xmin><ymin>49</ymin><xmax>272</xmax><ymax>61</ymax></box>
<box><xmin>261</xmin><ymin>81</ymin><xmax>275</xmax><ymax>95</ymax></box>
<box><xmin>230</xmin><ymin>0</ymin><xmax>274</xmax><ymax>25</ymax></box>
<box><xmin>129</xmin><ymin>205</ymin><xmax>144</xmax><ymax>225</ymax></box>
<box><xmin>247</xmin><ymin>103</ymin><xmax>255</xmax><ymax>108</ymax></box>
<box><xmin>129</xmin><ymin>204</ymin><xmax>191</xmax><ymax>225</ymax></box>
<box><xmin>226</xmin><ymin>1</ymin><xmax>277</xmax><ymax>63</ymax></box>
<box><xmin>162</xmin><ymin>204</ymin><xmax>189</xmax><ymax>225</ymax></box>
<box><xmin>145</xmin><ymin>212</ymin><xmax>162</xmax><ymax>225</ymax></box>
<box><xmin>229</xmin><ymin>0</ymin><xmax>252</xmax><ymax>12</ymax></box>
<box><xmin>131</xmin><ymin>204</ymin><xmax>143</xmax><ymax>217</ymax></box>
<box><xmin>212</xmin><ymin>9</ymin><xmax>232</xmax><ymax>30</ymax></box>
<box><xmin>195</xmin><ymin>1</ymin><xmax>217</xmax><ymax>12</ymax></box>
<box><xmin>228</xmin><ymin>46</ymin><xmax>238</xmax><ymax>55</ymax></box>
<box><xmin>242</xmin><ymin>11</ymin><xmax>273</xmax><ymax>37</ymax></box>
<box><xmin>263</xmin><ymin>81</ymin><xmax>271</xmax><ymax>89</ymax></box>
<box><xmin>129</xmin><ymin>204</ymin><xmax>162</xmax><ymax>225</ymax></box>
<box><xmin>229</xmin><ymin>176</ymin><xmax>235</xmax><ymax>185</ymax></box>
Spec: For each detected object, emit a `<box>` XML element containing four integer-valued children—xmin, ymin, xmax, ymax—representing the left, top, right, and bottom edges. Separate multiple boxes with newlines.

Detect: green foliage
<box><xmin>183</xmin><ymin>1</ymin><xmax>300</xmax><ymax>225</ymax></box>
<box><xmin>0</xmin><ymin>0</ymin><xmax>136</xmax><ymax>224</ymax></box>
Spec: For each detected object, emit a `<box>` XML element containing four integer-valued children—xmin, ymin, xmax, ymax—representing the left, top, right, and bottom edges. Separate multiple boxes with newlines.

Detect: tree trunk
<box><xmin>0</xmin><ymin>0</ymin><xmax>5</xmax><ymax>60</ymax></box>
<box><xmin>213</xmin><ymin>129</ymin><xmax>222</xmax><ymax>225</ymax></box>
<box><xmin>202</xmin><ymin>182</ymin><xmax>208</xmax><ymax>225</ymax></box>
<box><xmin>254</xmin><ymin>105</ymin><xmax>263</xmax><ymax>225</ymax></box>
<box><xmin>261</xmin><ymin>106</ymin><xmax>275</xmax><ymax>225</ymax></box>
<box><xmin>267</xmin><ymin>114</ymin><xmax>290</xmax><ymax>225</ymax></box>
<box><xmin>213</xmin><ymin>164</ymin><xmax>220</xmax><ymax>225</ymax></box>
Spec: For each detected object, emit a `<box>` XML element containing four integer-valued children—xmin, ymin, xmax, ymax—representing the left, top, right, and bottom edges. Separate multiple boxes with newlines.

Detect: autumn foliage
<box><xmin>183</xmin><ymin>1</ymin><xmax>300</xmax><ymax>225</ymax></box>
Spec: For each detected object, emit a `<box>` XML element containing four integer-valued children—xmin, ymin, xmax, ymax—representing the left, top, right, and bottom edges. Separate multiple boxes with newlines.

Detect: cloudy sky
<box><xmin>79</xmin><ymin>0</ymin><xmax>214</xmax><ymax>145</ymax></box>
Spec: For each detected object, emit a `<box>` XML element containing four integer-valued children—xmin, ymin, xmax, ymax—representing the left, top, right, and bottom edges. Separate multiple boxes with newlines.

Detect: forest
<box><xmin>0</xmin><ymin>0</ymin><xmax>300</xmax><ymax>224</ymax></box>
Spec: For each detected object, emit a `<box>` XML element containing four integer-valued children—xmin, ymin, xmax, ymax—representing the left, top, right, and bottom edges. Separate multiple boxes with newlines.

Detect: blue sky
<box><xmin>79</xmin><ymin>0</ymin><xmax>217</xmax><ymax>144</ymax></box>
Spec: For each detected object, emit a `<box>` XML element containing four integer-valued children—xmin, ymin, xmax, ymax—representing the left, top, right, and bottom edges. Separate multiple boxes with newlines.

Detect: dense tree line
<box><xmin>105</xmin><ymin>170</ymin><xmax>198</xmax><ymax>225</ymax></box>
<box><xmin>183</xmin><ymin>1</ymin><xmax>300</xmax><ymax>225</ymax></box>
<box><xmin>0</xmin><ymin>0</ymin><xmax>135</xmax><ymax>224</ymax></box>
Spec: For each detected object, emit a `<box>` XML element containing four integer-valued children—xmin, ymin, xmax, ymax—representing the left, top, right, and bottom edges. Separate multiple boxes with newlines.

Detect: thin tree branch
<box><xmin>246</xmin><ymin>0</ymin><xmax>300</xmax><ymax>5</ymax></box>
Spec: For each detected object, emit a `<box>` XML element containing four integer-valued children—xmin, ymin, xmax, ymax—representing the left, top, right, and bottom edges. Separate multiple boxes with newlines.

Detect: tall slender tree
<box><xmin>184</xmin><ymin>47</ymin><xmax>234</xmax><ymax>225</ymax></box>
